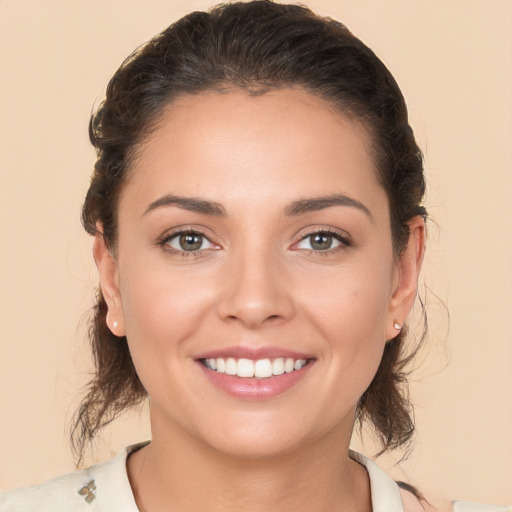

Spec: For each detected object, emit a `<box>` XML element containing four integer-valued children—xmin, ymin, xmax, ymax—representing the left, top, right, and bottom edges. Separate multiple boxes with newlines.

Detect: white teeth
<box><xmin>237</xmin><ymin>358</ymin><xmax>255</xmax><ymax>377</ymax></box>
<box><xmin>254</xmin><ymin>359</ymin><xmax>273</xmax><ymax>378</ymax></box>
<box><xmin>216</xmin><ymin>358</ymin><xmax>226</xmax><ymax>373</ymax></box>
<box><xmin>294</xmin><ymin>359</ymin><xmax>306</xmax><ymax>370</ymax></box>
<box><xmin>204</xmin><ymin>357</ymin><xmax>308</xmax><ymax>378</ymax></box>
<box><xmin>272</xmin><ymin>358</ymin><xmax>285</xmax><ymax>375</ymax></box>
<box><xmin>225</xmin><ymin>357</ymin><xmax>237</xmax><ymax>375</ymax></box>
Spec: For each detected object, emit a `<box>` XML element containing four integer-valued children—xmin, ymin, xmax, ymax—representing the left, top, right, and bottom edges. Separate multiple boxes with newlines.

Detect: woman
<box><xmin>0</xmin><ymin>2</ymin><xmax>507</xmax><ymax>511</ymax></box>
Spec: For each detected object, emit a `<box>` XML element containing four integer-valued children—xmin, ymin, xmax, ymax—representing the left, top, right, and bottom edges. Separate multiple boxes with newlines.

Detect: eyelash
<box><xmin>157</xmin><ymin>229</ymin><xmax>217</xmax><ymax>258</ymax></box>
<box><xmin>157</xmin><ymin>228</ymin><xmax>351</xmax><ymax>258</ymax></box>
<box><xmin>295</xmin><ymin>229</ymin><xmax>351</xmax><ymax>256</ymax></box>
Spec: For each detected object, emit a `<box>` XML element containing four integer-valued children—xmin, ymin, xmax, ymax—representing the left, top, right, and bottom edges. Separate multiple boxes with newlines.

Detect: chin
<box><xmin>193</xmin><ymin>409</ymin><xmax>344</xmax><ymax>461</ymax></box>
<box><xmin>204</xmin><ymin>429</ymin><xmax>306</xmax><ymax>460</ymax></box>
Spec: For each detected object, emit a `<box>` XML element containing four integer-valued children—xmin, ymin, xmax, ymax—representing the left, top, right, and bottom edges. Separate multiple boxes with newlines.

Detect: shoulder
<box><xmin>0</xmin><ymin>465</ymin><xmax>100</xmax><ymax>512</ymax></box>
<box><xmin>452</xmin><ymin>501</ymin><xmax>511</xmax><ymax>512</ymax></box>
<box><xmin>0</xmin><ymin>442</ymin><xmax>146</xmax><ymax>512</ymax></box>
<box><xmin>351</xmin><ymin>451</ymin><xmax>510</xmax><ymax>512</ymax></box>
<box><xmin>399</xmin><ymin>488</ymin><xmax>511</xmax><ymax>512</ymax></box>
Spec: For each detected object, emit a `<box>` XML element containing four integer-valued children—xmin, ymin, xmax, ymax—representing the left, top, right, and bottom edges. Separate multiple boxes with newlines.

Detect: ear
<box><xmin>93</xmin><ymin>228</ymin><xmax>126</xmax><ymax>337</ymax></box>
<box><xmin>386</xmin><ymin>216</ymin><xmax>426</xmax><ymax>340</ymax></box>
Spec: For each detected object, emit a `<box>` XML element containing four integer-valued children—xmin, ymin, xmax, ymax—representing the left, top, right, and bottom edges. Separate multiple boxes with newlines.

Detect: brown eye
<box><xmin>180</xmin><ymin>233</ymin><xmax>203</xmax><ymax>251</ymax></box>
<box><xmin>166</xmin><ymin>231</ymin><xmax>212</xmax><ymax>252</ymax></box>
<box><xmin>296</xmin><ymin>231</ymin><xmax>345</xmax><ymax>252</ymax></box>
<box><xmin>310</xmin><ymin>233</ymin><xmax>334</xmax><ymax>250</ymax></box>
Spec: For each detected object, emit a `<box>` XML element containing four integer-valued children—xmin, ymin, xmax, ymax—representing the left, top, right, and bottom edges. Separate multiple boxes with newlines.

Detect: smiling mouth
<box><xmin>200</xmin><ymin>357</ymin><xmax>312</xmax><ymax>379</ymax></box>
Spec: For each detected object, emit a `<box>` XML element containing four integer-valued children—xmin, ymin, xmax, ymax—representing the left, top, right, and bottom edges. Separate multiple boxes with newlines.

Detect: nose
<box><xmin>216</xmin><ymin>247</ymin><xmax>295</xmax><ymax>329</ymax></box>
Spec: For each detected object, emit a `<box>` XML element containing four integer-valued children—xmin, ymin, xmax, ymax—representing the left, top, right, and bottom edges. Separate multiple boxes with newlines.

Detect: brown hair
<box><xmin>74</xmin><ymin>0</ymin><xmax>427</xmax><ymax>465</ymax></box>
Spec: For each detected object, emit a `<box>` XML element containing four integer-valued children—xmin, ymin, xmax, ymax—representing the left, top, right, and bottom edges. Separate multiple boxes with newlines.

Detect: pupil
<box><xmin>180</xmin><ymin>233</ymin><xmax>202</xmax><ymax>251</ymax></box>
<box><xmin>311</xmin><ymin>233</ymin><xmax>332</xmax><ymax>250</ymax></box>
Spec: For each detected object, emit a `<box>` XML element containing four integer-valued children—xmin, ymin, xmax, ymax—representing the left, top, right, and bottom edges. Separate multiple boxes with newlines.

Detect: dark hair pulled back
<box><xmin>74</xmin><ymin>0</ymin><xmax>427</xmax><ymax>464</ymax></box>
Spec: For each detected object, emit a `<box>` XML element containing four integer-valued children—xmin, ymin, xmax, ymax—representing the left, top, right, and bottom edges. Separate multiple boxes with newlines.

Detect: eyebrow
<box><xmin>143</xmin><ymin>194</ymin><xmax>226</xmax><ymax>217</ymax></box>
<box><xmin>143</xmin><ymin>192</ymin><xmax>372</xmax><ymax>220</ymax></box>
<box><xmin>284</xmin><ymin>194</ymin><xmax>373</xmax><ymax>221</ymax></box>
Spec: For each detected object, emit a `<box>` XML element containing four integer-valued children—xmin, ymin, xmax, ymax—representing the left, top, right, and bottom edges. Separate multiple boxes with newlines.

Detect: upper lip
<box><xmin>194</xmin><ymin>345</ymin><xmax>315</xmax><ymax>361</ymax></box>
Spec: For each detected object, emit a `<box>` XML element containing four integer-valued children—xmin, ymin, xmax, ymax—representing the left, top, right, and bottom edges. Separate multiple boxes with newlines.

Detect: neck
<box><xmin>127</xmin><ymin>408</ymin><xmax>371</xmax><ymax>512</ymax></box>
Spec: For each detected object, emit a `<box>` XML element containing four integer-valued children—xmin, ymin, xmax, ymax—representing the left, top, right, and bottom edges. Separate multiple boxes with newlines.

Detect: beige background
<box><xmin>0</xmin><ymin>0</ymin><xmax>511</xmax><ymax>509</ymax></box>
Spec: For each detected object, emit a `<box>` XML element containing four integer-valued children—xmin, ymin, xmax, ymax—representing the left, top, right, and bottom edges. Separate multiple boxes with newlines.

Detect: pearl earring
<box><xmin>394</xmin><ymin>321</ymin><xmax>401</xmax><ymax>331</ymax></box>
<box><xmin>113</xmin><ymin>321</ymin><xmax>118</xmax><ymax>329</ymax></box>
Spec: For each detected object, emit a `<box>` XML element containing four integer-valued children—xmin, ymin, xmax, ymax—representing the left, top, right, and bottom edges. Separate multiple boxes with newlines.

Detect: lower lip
<box><xmin>197</xmin><ymin>361</ymin><xmax>315</xmax><ymax>400</ymax></box>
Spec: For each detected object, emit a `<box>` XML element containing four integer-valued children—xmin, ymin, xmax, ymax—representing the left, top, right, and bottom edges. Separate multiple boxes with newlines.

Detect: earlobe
<box><xmin>93</xmin><ymin>229</ymin><xmax>126</xmax><ymax>337</ymax></box>
<box><xmin>386</xmin><ymin>217</ymin><xmax>426</xmax><ymax>340</ymax></box>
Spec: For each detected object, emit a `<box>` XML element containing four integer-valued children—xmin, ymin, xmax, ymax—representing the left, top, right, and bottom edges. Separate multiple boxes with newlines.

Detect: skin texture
<box><xmin>94</xmin><ymin>89</ymin><xmax>425</xmax><ymax>512</ymax></box>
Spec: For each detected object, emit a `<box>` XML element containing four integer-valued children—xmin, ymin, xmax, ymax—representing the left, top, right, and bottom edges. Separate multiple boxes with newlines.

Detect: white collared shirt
<box><xmin>1</xmin><ymin>443</ymin><xmax>508</xmax><ymax>512</ymax></box>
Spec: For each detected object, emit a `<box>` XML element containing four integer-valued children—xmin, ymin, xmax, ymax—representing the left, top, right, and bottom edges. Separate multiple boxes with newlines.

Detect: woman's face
<box><xmin>96</xmin><ymin>88</ymin><xmax>422</xmax><ymax>458</ymax></box>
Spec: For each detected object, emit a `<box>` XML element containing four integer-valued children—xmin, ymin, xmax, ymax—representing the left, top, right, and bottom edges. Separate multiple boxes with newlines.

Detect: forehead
<box><xmin>121</xmin><ymin>88</ymin><xmax>386</xmax><ymax>218</ymax></box>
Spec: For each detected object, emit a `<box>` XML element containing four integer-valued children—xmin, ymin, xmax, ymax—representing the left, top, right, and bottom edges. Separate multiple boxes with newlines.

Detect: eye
<box><xmin>163</xmin><ymin>230</ymin><xmax>216</xmax><ymax>253</ymax></box>
<box><xmin>295</xmin><ymin>231</ymin><xmax>348</xmax><ymax>252</ymax></box>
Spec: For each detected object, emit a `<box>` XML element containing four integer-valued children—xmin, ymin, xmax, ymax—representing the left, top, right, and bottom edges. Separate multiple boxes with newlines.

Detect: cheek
<box><xmin>299</xmin><ymin>257</ymin><xmax>393</xmax><ymax>396</ymax></box>
<box><xmin>300</xmin><ymin>256</ymin><xmax>393</xmax><ymax>339</ymax></box>
<box><xmin>117</xmin><ymin>263</ymin><xmax>215</xmax><ymax>386</ymax></box>
<box><xmin>120</xmin><ymin>255</ymin><xmax>214</xmax><ymax>331</ymax></box>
